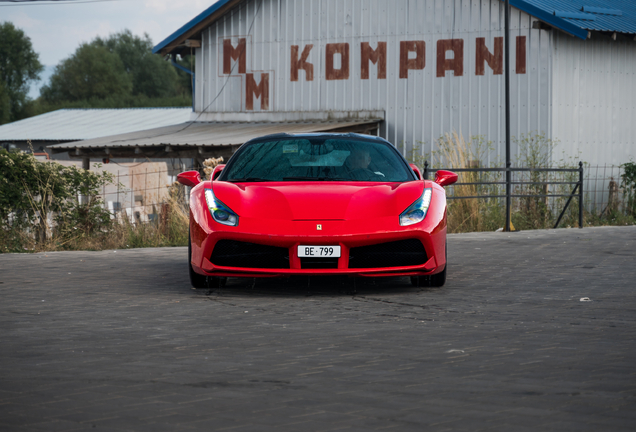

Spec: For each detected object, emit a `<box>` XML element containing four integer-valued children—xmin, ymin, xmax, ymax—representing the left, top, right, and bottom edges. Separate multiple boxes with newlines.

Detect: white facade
<box><xmin>552</xmin><ymin>33</ymin><xmax>636</xmax><ymax>166</ymax></box>
<box><xmin>191</xmin><ymin>0</ymin><xmax>635</xmax><ymax>166</ymax></box>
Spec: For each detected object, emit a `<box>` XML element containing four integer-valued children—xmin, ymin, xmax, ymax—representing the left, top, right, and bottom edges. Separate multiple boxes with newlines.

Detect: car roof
<box><xmin>246</xmin><ymin>132</ymin><xmax>391</xmax><ymax>145</ymax></box>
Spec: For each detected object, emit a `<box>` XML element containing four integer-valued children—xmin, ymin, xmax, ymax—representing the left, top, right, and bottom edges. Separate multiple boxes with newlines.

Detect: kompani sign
<box><xmin>223</xmin><ymin>37</ymin><xmax>527</xmax><ymax>111</ymax></box>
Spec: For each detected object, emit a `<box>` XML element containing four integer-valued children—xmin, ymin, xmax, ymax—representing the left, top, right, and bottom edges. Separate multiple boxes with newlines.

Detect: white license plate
<box><xmin>298</xmin><ymin>245</ymin><xmax>341</xmax><ymax>258</ymax></box>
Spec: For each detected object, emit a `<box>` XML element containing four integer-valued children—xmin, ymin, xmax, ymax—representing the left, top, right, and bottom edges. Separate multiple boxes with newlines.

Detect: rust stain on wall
<box><xmin>246</xmin><ymin>73</ymin><xmax>269</xmax><ymax>110</ymax></box>
<box><xmin>361</xmin><ymin>42</ymin><xmax>387</xmax><ymax>79</ymax></box>
<box><xmin>290</xmin><ymin>44</ymin><xmax>314</xmax><ymax>81</ymax></box>
<box><xmin>223</xmin><ymin>38</ymin><xmax>246</xmax><ymax>74</ymax></box>
<box><xmin>476</xmin><ymin>37</ymin><xmax>503</xmax><ymax>75</ymax></box>
<box><xmin>516</xmin><ymin>36</ymin><xmax>527</xmax><ymax>74</ymax></box>
<box><xmin>399</xmin><ymin>41</ymin><xmax>425</xmax><ymax>79</ymax></box>
<box><xmin>326</xmin><ymin>43</ymin><xmax>350</xmax><ymax>80</ymax></box>
<box><xmin>437</xmin><ymin>39</ymin><xmax>464</xmax><ymax>77</ymax></box>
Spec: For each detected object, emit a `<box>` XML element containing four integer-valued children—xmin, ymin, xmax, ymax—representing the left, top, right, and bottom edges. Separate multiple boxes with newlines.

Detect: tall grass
<box><xmin>410</xmin><ymin>132</ymin><xmax>605</xmax><ymax>233</ymax></box>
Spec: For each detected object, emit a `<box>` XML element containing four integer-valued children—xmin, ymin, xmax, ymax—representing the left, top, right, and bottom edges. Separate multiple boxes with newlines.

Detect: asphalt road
<box><xmin>1</xmin><ymin>226</ymin><xmax>635</xmax><ymax>432</ymax></box>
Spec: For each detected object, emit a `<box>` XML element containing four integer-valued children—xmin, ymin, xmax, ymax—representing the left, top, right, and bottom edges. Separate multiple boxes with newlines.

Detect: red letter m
<box><xmin>223</xmin><ymin>38</ymin><xmax>246</xmax><ymax>74</ymax></box>
<box><xmin>246</xmin><ymin>73</ymin><xmax>269</xmax><ymax>110</ymax></box>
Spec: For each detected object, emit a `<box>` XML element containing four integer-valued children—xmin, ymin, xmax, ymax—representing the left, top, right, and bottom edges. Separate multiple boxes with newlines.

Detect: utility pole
<box><xmin>504</xmin><ymin>0</ymin><xmax>512</xmax><ymax>232</ymax></box>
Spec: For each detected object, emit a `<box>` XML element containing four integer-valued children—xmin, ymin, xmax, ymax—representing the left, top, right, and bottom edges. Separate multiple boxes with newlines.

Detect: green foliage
<box><xmin>40</xmin><ymin>30</ymin><xmax>190</xmax><ymax>108</ymax></box>
<box><xmin>0</xmin><ymin>148</ymin><xmax>114</xmax><ymax>252</ymax></box>
<box><xmin>93</xmin><ymin>30</ymin><xmax>181</xmax><ymax>98</ymax></box>
<box><xmin>621</xmin><ymin>161</ymin><xmax>636</xmax><ymax>217</ymax></box>
<box><xmin>0</xmin><ymin>22</ymin><xmax>43</xmax><ymax>124</ymax></box>
<box><xmin>41</xmin><ymin>44</ymin><xmax>132</xmax><ymax>102</ymax></box>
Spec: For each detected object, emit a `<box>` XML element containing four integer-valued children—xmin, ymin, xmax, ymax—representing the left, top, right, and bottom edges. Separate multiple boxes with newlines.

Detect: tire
<box><xmin>428</xmin><ymin>264</ymin><xmax>446</xmax><ymax>287</ymax></box>
<box><xmin>188</xmin><ymin>230</ymin><xmax>227</xmax><ymax>289</ymax></box>
<box><xmin>410</xmin><ymin>240</ymin><xmax>447</xmax><ymax>287</ymax></box>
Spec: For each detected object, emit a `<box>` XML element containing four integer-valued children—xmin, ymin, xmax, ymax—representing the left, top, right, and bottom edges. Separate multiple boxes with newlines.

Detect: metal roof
<box><xmin>153</xmin><ymin>0</ymin><xmax>636</xmax><ymax>54</ymax></box>
<box><xmin>49</xmin><ymin>120</ymin><xmax>382</xmax><ymax>152</ymax></box>
<box><xmin>513</xmin><ymin>0</ymin><xmax>636</xmax><ymax>37</ymax></box>
<box><xmin>152</xmin><ymin>0</ymin><xmax>239</xmax><ymax>56</ymax></box>
<box><xmin>0</xmin><ymin>108</ymin><xmax>193</xmax><ymax>142</ymax></box>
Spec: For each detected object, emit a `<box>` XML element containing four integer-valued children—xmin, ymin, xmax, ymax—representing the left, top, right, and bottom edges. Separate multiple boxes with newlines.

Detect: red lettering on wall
<box><xmin>361</xmin><ymin>42</ymin><xmax>387</xmax><ymax>79</ymax></box>
<box><xmin>290</xmin><ymin>45</ymin><xmax>314</xmax><ymax>81</ymax></box>
<box><xmin>437</xmin><ymin>39</ymin><xmax>464</xmax><ymax>77</ymax></box>
<box><xmin>326</xmin><ymin>43</ymin><xmax>350</xmax><ymax>80</ymax></box>
<box><xmin>476</xmin><ymin>37</ymin><xmax>503</xmax><ymax>75</ymax></box>
<box><xmin>399</xmin><ymin>41</ymin><xmax>425</xmax><ymax>79</ymax></box>
<box><xmin>516</xmin><ymin>36</ymin><xmax>527</xmax><ymax>74</ymax></box>
<box><xmin>223</xmin><ymin>38</ymin><xmax>246</xmax><ymax>74</ymax></box>
<box><xmin>246</xmin><ymin>73</ymin><xmax>269</xmax><ymax>110</ymax></box>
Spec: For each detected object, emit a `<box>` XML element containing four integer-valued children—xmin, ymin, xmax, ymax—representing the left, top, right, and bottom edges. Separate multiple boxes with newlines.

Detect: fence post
<box><xmin>579</xmin><ymin>161</ymin><xmax>584</xmax><ymax>228</ymax></box>
<box><xmin>423</xmin><ymin>161</ymin><xmax>429</xmax><ymax>180</ymax></box>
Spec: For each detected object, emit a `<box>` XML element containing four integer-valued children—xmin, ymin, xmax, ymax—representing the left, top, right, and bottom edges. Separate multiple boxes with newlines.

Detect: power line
<box><xmin>0</xmin><ymin>0</ymin><xmax>121</xmax><ymax>6</ymax></box>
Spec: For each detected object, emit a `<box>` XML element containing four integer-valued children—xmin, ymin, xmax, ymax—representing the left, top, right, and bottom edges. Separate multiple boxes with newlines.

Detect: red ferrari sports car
<box><xmin>177</xmin><ymin>133</ymin><xmax>457</xmax><ymax>288</ymax></box>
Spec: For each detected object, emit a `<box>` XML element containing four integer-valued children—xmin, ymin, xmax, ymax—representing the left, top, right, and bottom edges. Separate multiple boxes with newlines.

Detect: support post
<box><xmin>579</xmin><ymin>161</ymin><xmax>584</xmax><ymax>228</ymax></box>
<box><xmin>504</xmin><ymin>0</ymin><xmax>512</xmax><ymax>232</ymax></box>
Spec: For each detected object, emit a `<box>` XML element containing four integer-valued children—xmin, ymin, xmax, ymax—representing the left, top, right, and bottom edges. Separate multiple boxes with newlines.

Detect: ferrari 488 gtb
<box><xmin>177</xmin><ymin>133</ymin><xmax>457</xmax><ymax>288</ymax></box>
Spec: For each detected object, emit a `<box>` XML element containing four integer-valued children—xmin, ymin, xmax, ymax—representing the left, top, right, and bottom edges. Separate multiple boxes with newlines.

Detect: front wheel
<box><xmin>410</xmin><ymin>240</ymin><xmax>447</xmax><ymax>287</ymax></box>
<box><xmin>188</xmin><ymin>231</ymin><xmax>227</xmax><ymax>289</ymax></box>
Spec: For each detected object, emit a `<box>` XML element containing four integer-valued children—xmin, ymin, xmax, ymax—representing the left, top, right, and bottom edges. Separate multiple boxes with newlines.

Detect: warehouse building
<box><xmin>56</xmin><ymin>0</ymin><xmax>635</xmax><ymax>169</ymax></box>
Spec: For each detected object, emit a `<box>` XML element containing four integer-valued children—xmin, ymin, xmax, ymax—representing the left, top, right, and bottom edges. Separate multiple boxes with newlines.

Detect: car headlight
<box><xmin>400</xmin><ymin>188</ymin><xmax>432</xmax><ymax>226</ymax></box>
<box><xmin>204</xmin><ymin>189</ymin><xmax>239</xmax><ymax>226</ymax></box>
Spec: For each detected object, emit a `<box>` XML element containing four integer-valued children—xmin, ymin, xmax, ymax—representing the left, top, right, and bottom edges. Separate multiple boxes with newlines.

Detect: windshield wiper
<box><xmin>283</xmin><ymin>176</ymin><xmax>348</xmax><ymax>181</ymax></box>
<box><xmin>228</xmin><ymin>177</ymin><xmax>272</xmax><ymax>183</ymax></box>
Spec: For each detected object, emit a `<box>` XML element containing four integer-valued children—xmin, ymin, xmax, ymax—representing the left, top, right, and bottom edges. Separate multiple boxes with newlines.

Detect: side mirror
<box><xmin>435</xmin><ymin>170</ymin><xmax>458</xmax><ymax>187</ymax></box>
<box><xmin>409</xmin><ymin>163</ymin><xmax>423</xmax><ymax>180</ymax></box>
<box><xmin>211</xmin><ymin>164</ymin><xmax>226</xmax><ymax>181</ymax></box>
<box><xmin>177</xmin><ymin>170</ymin><xmax>201</xmax><ymax>187</ymax></box>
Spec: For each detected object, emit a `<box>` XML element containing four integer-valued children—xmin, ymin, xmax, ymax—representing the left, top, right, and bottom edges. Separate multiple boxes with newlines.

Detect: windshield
<box><xmin>220</xmin><ymin>137</ymin><xmax>415</xmax><ymax>182</ymax></box>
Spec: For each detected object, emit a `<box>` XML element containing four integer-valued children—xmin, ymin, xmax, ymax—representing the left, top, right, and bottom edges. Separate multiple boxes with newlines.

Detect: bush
<box><xmin>0</xmin><ymin>147</ymin><xmax>114</xmax><ymax>252</ymax></box>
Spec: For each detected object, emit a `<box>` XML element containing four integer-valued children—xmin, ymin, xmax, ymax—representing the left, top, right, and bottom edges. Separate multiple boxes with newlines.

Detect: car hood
<box><xmin>212</xmin><ymin>181</ymin><xmax>427</xmax><ymax>220</ymax></box>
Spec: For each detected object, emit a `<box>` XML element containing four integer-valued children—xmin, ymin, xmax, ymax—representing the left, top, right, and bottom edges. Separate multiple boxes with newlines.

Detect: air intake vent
<box><xmin>211</xmin><ymin>240</ymin><xmax>289</xmax><ymax>269</ymax></box>
<box><xmin>349</xmin><ymin>239</ymin><xmax>427</xmax><ymax>269</ymax></box>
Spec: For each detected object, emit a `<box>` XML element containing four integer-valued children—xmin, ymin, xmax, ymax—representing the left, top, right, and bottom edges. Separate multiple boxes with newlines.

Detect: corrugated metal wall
<box><xmin>195</xmin><ymin>0</ymin><xmax>553</xmax><ymax>164</ymax></box>
<box><xmin>552</xmin><ymin>33</ymin><xmax>636</xmax><ymax>167</ymax></box>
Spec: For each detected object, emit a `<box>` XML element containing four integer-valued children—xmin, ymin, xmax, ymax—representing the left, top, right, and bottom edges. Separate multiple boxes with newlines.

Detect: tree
<box><xmin>94</xmin><ymin>30</ymin><xmax>180</xmax><ymax>98</ymax></box>
<box><xmin>0</xmin><ymin>22</ymin><xmax>43</xmax><ymax>124</ymax></box>
<box><xmin>41</xmin><ymin>30</ymin><xmax>187</xmax><ymax>105</ymax></box>
<box><xmin>41</xmin><ymin>43</ymin><xmax>133</xmax><ymax>103</ymax></box>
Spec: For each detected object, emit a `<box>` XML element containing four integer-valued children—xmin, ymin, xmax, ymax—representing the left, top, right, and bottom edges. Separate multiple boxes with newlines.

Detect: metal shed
<box><xmin>0</xmin><ymin>108</ymin><xmax>192</xmax><ymax>158</ymax></box>
<box><xmin>151</xmin><ymin>0</ymin><xmax>635</xmax><ymax>167</ymax></box>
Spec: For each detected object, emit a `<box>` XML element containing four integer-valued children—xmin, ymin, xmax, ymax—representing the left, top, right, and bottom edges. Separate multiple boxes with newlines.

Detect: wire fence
<box><xmin>424</xmin><ymin>162</ymin><xmax>631</xmax><ymax>218</ymax></box>
<box><xmin>98</xmin><ymin>164</ymin><xmax>193</xmax><ymax>224</ymax></box>
<box><xmin>95</xmin><ymin>162</ymin><xmax>632</xmax><ymax>225</ymax></box>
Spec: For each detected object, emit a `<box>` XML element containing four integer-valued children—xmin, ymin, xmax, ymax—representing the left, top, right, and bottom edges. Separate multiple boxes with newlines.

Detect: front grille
<box><xmin>211</xmin><ymin>240</ymin><xmax>289</xmax><ymax>269</ymax></box>
<box><xmin>300</xmin><ymin>257</ymin><xmax>339</xmax><ymax>269</ymax></box>
<box><xmin>349</xmin><ymin>239</ymin><xmax>427</xmax><ymax>269</ymax></box>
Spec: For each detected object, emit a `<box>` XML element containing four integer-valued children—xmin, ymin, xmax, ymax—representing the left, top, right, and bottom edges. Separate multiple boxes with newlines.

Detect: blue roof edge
<box><xmin>505</xmin><ymin>0</ymin><xmax>589</xmax><ymax>40</ymax></box>
<box><xmin>152</xmin><ymin>0</ymin><xmax>233</xmax><ymax>54</ymax></box>
<box><xmin>152</xmin><ymin>0</ymin><xmax>592</xmax><ymax>55</ymax></box>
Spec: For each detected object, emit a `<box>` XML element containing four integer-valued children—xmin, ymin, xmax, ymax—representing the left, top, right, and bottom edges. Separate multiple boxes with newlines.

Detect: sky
<box><xmin>1</xmin><ymin>0</ymin><xmax>218</xmax><ymax>97</ymax></box>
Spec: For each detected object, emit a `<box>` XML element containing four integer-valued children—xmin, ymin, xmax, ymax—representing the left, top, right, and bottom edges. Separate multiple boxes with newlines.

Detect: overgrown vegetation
<box><xmin>0</xmin><ymin>148</ymin><xmax>189</xmax><ymax>253</ymax></box>
<box><xmin>410</xmin><ymin>132</ymin><xmax>635</xmax><ymax>233</ymax></box>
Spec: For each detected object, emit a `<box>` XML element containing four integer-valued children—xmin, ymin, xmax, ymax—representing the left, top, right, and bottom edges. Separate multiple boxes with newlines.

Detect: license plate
<box><xmin>298</xmin><ymin>245</ymin><xmax>341</xmax><ymax>258</ymax></box>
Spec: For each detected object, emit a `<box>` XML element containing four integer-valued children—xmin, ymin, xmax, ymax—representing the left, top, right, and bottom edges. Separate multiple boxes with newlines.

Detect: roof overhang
<box><xmin>155</xmin><ymin>0</ymin><xmax>636</xmax><ymax>56</ymax></box>
<box><xmin>153</xmin><ymin>0</ymin><xmax>240</xmax><ymax>56</ymax></box>
<box><xmin>48</xmin><ymin>112</ymin><xmax>384</xmax><ymax>160</ymax></box>
<box><xmin>504</xmin><ymin>0</ymin><xmax>589</xmax><ymax>40</ymax></box>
